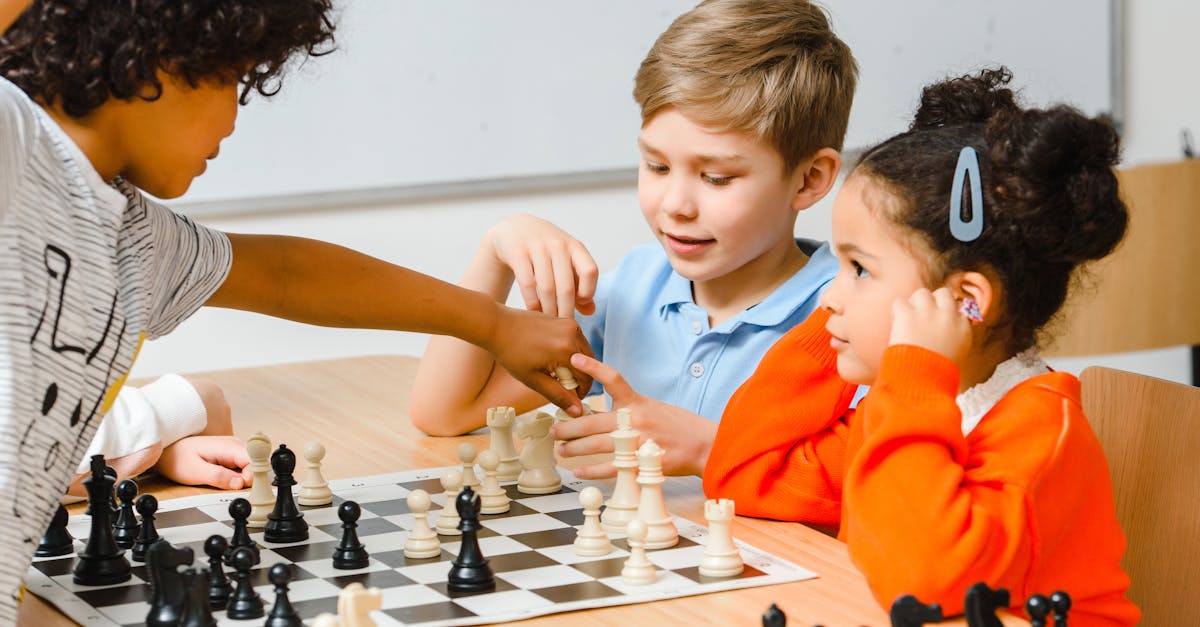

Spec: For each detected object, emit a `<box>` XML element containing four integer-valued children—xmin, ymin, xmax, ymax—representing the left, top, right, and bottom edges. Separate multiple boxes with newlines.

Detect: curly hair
<box><xmin>855</xmin><ymin>67</ymin><xmax>1127</xmax><ymax>353</ymax></box>
<box><xmin>0</xmin><ymin>0</ymin><xmax>336</xmax><ymax>117</ymax></box>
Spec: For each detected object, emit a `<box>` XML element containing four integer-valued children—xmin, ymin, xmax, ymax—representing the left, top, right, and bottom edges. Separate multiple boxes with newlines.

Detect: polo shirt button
<box><xmin>691</xmin><ymin>321</ymin><xmax>703</xmax><ymax>334</ymax></box>
<box><xmin>689</xmin><ymin>362</ymin><xmax>705</xmax><ymax>377</ymax></box>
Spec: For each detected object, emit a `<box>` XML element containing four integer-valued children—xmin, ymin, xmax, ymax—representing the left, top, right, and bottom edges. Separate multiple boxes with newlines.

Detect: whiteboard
<box><xmin>179</xmin><ymin>0</ymin><xmax>1115</xmax><ymax>208</ymax></box>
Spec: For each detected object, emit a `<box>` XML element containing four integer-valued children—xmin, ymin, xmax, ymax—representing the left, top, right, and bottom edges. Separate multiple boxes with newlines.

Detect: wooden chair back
<box><xmin>1080</xmin><ymin>366</ymin><xmax>1200</xmax><ymax>625</ymax></box>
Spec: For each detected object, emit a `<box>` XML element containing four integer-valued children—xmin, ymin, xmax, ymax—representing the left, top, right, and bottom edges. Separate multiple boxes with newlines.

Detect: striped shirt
<box><xmin>0</xmin><ymin>77</ymin><xmax>230</xmax><ymax>619</ymax></box>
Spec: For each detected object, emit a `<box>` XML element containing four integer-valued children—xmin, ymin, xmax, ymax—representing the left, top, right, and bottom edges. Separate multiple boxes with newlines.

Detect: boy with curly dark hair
<box><xmin>0</xmin><ymin>0</ymin><xmax>590</xmax><ymax>614</ymax></box>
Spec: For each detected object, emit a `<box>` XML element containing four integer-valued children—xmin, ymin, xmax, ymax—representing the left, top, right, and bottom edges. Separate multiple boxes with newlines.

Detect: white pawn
<box><xmin>699</xmin><ymin>498</ymin><xmax>744</xmax><ymax>577</ymax></box>
<box><xmin>477</xmin><ymin>450</ymin><xmax>510</xmax><ymax>514</ymax></box>
<box><xmin>573</xmin><ymin>486</ymin><xmax>612</xmax><ymax>556</ymax></box>
<box><xmin>245</xmin><ymin>432</ymin><xmax>274</xmax><ymax>528</ymax></box>
<box><xmin>457</xmin><ymin>442</ymin><xmax>480</xmax><ymax>489</ymax></box>
<box><xmin>435</xmin><ymin>469</ymin><xmax>462</xmax><ymax>536</ymax></box>
<box><xmin>553</xmin><ymin>366</ymin><xmax>579</xmax><ymax>390</ymax></box>
<box><xmin>338</xmin><ymin>582</ymin><xmax>381</xmax><ymax>627</ymax></box>
<box><xmin>516</xmin><ymin>412</ymin><xmax>561</xmax><ymax>494</ymax></box>
<box><xmin>620</xmin><ymin>519</ymin><xmax>656</xmax><ymax>585</ymax></box>
<box><xmin>298</xmin><ymin>441</ymin><xmax>333</xmax><ymax>506</ymax></box>
<box><xmin>487</xmin><ymin>407</ymin><xmax>521</xmax><ymax>482</ymax></box>
<box><xmin>403</xmin><ymin>489</ymin><xmax>441</xmax><ymax>559</ymax></box>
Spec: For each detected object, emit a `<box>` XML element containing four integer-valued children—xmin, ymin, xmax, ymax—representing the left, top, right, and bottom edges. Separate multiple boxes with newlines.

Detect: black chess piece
<box><xmin>226</xmin><ymin>546</ymin><xmax>265</xmax><ymax>620</ymax></box>
<box><xmin>204</xmin><ymin>535</ymin><xmax>232</xmax><ymax>610</ymax></box>
<box><xmin>264</xmin><ymin>444</ymin><xmax>309</xmax><ymax>543</ymax></box>
<box><xmin>112</xmin><ymin>479</ymin><xmax>140</xmax><ymax>550</ymax></box>
<box><xmin>35</xmin><ymin>502</ymin><xmax>75</xmax><ymax>557</ymax></box>
<box><xmin>131</xmin><ymin>494</ymin><xmax>161</xmax><ymax>562</ymax></box>
<box><xmin>331</xmin><ymin>500</ymin><xmax>370</xmax><ymax>569</ymax></box>
<box><xmin>1050</xmin><ymin>591</ymin><xmax>1071</xmax><ymax>627</ymax></box>
<box><xmin>145</xmin><ymin>538</ymin><xmax>195</xmax><ymax>627</ymax></box>
<box><xmin>224</xmin><ymin>497</ymin><xmax>260</xmax><ymax>566</ymax></box>
<box><xmin>265</xmin><ymin>563</ymin><xmax>303</xmax><ymax>627</ymax></box>
<box><xmin>178</xmin><ymin>565</ymin><xmax>217</xmax><ymax>627</ymax></box>
<box><xmin>762</xmin><ymin>602</ymin><xmax>787</xmax><ymax>626</ymax></box>
<box><xmin>1026</xmin><ymin>593</ymin><xmax>1051</xmax><ymax>627</ymax></box>
<box><xmin>890</xmin><ymin>595</ymin><xmax>943</xmax><ymax>627</ymax></box>
<box><xmin>72</xmin><ymin>455</ymin><xmax>132</xmax><ymax>585</ymax></box>
<box><xmin>84</xmin><ymin>465</ymin><xmax>119</xmax><ymax>517</ymax></box>
<box><xmin>964</xmin><ymin>582</ymin><xmax>1010</xmax><ymax>627</ymax></box>
<box><xmin>447</xmin><ymin>486</ymin><xmax>494</xmax><ymax>593</ymax></box>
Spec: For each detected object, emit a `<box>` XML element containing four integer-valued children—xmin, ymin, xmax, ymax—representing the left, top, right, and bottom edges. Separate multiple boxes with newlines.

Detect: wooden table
<box><xmin>20</xmin><ymin>355</ymin><xmax>1026</xmax><ymax>626</ymax></box>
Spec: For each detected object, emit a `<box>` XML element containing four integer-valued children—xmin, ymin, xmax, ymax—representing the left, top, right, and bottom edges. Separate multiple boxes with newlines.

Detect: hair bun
<box><xmin>986</xmin><ymin>106</ymin><xmax>1126</xmax><ymax>266</ymax></box>
<box><xmin>912</xmin><ymin>67</ymin><xmax>1019</xmax><ymax>130</ymax></box>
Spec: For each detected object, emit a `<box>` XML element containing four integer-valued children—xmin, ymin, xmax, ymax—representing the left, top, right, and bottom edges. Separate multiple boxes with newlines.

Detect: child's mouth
<box><xmin>665</xmin><ymin>233</ymin><xmax>715</xmax><ymax>255</ymax></box>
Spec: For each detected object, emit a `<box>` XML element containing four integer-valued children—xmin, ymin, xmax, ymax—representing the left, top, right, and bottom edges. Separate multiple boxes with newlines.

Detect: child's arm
<box><xmin>700</xmin><ymin>308</ymin><xmax>860</xmax><ymax>525</ymax></box>
<box><xmin>410</xmin><ymin>215</ymin><xmax>599</xmax><ymax>435</ymax></box>
<box><xmin>0</xmin><ymin>0</ymin><xmax>30</xmax><ymax>34</ymax></box>
<box><xmin>551</xmin><ymin>353</ymin><xmax>717</xmax><ymax>478</ymax></box>
<box><xmin>208</xmin><ymin>231</ymin><xmax>594</xmax><ymax>418</ymax></box>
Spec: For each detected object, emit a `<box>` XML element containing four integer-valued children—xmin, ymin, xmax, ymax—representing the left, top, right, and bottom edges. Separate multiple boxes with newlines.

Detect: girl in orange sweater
<box><xmin>704</xmin><ymin>68</ymin><xmax>1139</xmax><ymax>625</ymax></box>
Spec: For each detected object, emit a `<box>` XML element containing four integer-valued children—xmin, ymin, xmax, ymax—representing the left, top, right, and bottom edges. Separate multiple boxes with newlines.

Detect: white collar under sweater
<box><xmin>956</xmin><ymin>349</ymin><xmax>1052</xmax><ymax>436</ymax></box>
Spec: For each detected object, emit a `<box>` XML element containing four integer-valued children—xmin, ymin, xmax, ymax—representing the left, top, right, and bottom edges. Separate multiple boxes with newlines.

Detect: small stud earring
<box><xmin>958</xmin><ymin>297</ymin><xmax>983</xmax><ymax>323</ymax></box>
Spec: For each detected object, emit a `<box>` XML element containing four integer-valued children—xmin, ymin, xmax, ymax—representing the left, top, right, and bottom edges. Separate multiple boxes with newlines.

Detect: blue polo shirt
<box><xmin>577</xmin><ymin>238</ymin><xmax>839</xmax><ymax>422</ymax></box>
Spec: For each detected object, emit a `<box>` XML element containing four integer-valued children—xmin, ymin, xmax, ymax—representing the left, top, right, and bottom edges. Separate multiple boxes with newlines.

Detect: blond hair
<box><xmin>634</xmin><ymin>0</ymin><xmax>858</xmax><ymax>171</ymax></box>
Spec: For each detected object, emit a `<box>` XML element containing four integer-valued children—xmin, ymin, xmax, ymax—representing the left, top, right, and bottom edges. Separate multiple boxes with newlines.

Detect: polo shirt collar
<box><xmin>654</xmin><ymin>238</ymin><xmax>837</xmax><ymax>327</ymax></box>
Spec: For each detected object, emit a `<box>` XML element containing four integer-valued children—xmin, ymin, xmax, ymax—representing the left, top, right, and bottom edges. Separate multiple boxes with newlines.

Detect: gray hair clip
<box><xmin>950</xmin><ymin>146</ymin><xmax>983</xmax><ymax>242</ymax></box>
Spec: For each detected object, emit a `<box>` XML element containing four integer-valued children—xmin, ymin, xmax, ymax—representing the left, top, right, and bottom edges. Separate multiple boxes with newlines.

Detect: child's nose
<box><xmin>819</xmin><ymin>279</ymin><xmax>842</xmax><ymax>314</ymax></box>
<box><xmin>660</xmin><ymin>176</ymin><xmax>698</xmax><ymax>219</ymax></box>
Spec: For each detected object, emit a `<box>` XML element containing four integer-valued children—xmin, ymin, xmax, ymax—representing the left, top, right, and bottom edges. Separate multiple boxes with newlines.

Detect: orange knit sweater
<box><xmin>704</xmin><ymin>312</ymin><xmax>1139</xmax><ymax>625</ymax></box>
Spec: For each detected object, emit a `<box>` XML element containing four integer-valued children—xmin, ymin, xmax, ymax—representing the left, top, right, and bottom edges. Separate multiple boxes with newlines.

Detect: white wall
<box><xmin>131</xmin><ymin>0</ymin><xmax>1195</xmax><ymax>386</ymax></box>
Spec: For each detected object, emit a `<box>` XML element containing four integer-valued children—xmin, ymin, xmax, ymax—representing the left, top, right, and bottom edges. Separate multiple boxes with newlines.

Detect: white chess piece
<box><xmin>620</xmin><ymin>518</ymin><xmax>657</xmax><ymax>585</ymax></box>
<box><xmin>699</xmin><ymin>498</ymin><xmax>744</xmax><ymax>577</ymax></box>
<box><xmin>311</xmin><ymin>613</ymin><xmax>340</xmax><ymax>627</ymax></box>
<box><xmin>516</xmin><ymin>412</ymin><xmax>561</xmax><ymax>494</ymax></box>
<box><xmin>487</xmin><ymin>407</ymin><xmax>521</xmax><ymax>482</ymax></box>
<box><xmin>635</xmin><ymin>439</ymin><xmax>678</xmax><ymax>549</ymax></box>
<box><xmin>245</xmin><ymin>432</ymin><xmax>274</xmax><ymax>528</ymax></box>
<box><xmin>553</xmin><ymin>366</ymin><xmax>579</xmax><ymax>390</ymax></box>
<box><xmin>338</xmin><ymin>582</ymin><xmax>381</xmax><ymax>627</ymax></box>
<box><xmin>403</xmin><ymin>489</ymin><xmax>441</xmax><ymax>559</ymax></box>
<box><xmin>457</xmin><ymin>442</ymin><xmax>480</xmax><ymax>489</ymax></box>
<box><xmin>298</xmin><ymin>441</ymin><xmax>333</xmax><ymax>506</ymax></box>
<box><xmin>435</xmin><ymin>469</ymin><xmax>463</xmax><ymax>536</ymax></box>
<box><xmin>602</xmin><ymin>408</ymin><xmax>640</xmax><ymax>534</ymax></box>
<box><xmin>574</xmin><ymin>486</ymin><xmax>612</xmax><ymax>556</ymax></box>
<box><xmin>476</xmin><ymin>450</ymin><xmax>510</xmax><ymax>514</ymax></box>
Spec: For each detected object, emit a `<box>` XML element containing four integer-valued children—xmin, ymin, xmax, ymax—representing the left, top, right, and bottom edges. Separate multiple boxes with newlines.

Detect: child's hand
<box><xmin>889</xmin><ymin>287</ymin><xmax>973</xmax><ymax>366</ymax></box>
<box><xmin>152</xmin><ymin>435</ymin><xmax>254</xmax><ymax>490</ymax></box>
<box><xmin>549</xmin><ymin>353</ymin><xmax>716</xmax><ymax>479</ymax></box>
<box><xmin>484</xmin><ymin>215</ymin><xmax>599</xmax><ymax>317</ymax></box>
<box><xmin>489</xmin><ymin>306</ymin><xmax>594</xmax><ymax>415</ymax></box>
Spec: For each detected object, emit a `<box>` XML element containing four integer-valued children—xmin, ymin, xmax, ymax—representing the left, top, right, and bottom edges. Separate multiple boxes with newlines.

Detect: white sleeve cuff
<box><xmin>138</xmin><ymin>373</ymin><xmax>208</xmax><ymax>448</ymax></box>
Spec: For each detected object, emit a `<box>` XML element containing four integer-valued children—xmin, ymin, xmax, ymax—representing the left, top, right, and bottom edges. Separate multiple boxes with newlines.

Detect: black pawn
<box><xmin>331</xmin><ymin>501</ymin><xmax>370</xmax><ymax>569</ymax></box>
<box><xmin>35</xmin><ymin>502</ymin><xmax>74</xmax><ymax>557</ymax></box>
<box><xmin>224</xmin><ymin>497</ymin><xmax>259</xmax><ymax>566</ymax></box>
<box><xmin>1026</xmin><ymin>594</ymin><xmax>1051</xmax><ymax>627</ymax></box>
<box><xmin>762</xmin><ymin>602</ymin><xmax>787</xmax><ymax>626</ymax></box>
<box><xmin>179</xmin><ymin>565</ymin><xmax>216</xmax><ymax>627</ymax></box>
<box><xmin>964</xmin><ymin>582</ymin><xmax>1009</xmax><ymax>627</ymax></box>
<box><xmin>131</xmin><ymin>494</ymin><xmax>160</xmax><ymax>562</ymax></box>
<box><xmin>112</xmin><ymin>479</ymin><xmax>140</xmax><ymax>550</ymax></box>
<box><xmin>73</xmin><ymin>455</ymin><xmax>131</xmax><ymax>585</ymax></box>
<box><xmin>264</xmin><ymin>445</ymin><xmax>308</xmax><ymax>543</ymax></box>
<box><xmin>1050</xmin><ymin>591</ymin><xmax>1071</xmax><ymax>627</ymax></box>
<box><xmin>447</xmin><ymin>486</ymin><xmax>494</xmax><ymax>593</ymax></box>
<box><xmin>226</xmin><ymin>546</ymin><xmax>264</xmax><ymax>620</ymax></box>
<box><xmin>890</xmin><ymin>595</ymin><xmax>943</xmax><ymax>627</ymax></box>
<box><xmin>203</xmin><ymin>535</ymin><xmax>232</xmax><ymax>610</ymax></box>
<box><xmin>265</xmin><ymin>563</ymin><xmax>302</xmax><ymax>627</ymax></box>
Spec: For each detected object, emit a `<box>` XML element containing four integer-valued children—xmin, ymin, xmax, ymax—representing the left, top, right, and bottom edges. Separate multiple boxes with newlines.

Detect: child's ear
<box><xmin>949</xmin><ymin>271</ymin><xmax>996</xmax><ymax>319</ymax></box>
<box><xmin>790</xmin><ymin>147</ymin><xmax>841</xmax><ymax>211</ymax></box>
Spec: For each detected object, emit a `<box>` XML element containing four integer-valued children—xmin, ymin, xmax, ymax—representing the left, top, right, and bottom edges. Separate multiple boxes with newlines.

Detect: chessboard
<box><xmin>26</xmin><ymin>467</ymin><xmax>817</xmax><ymax>626</ymax></box>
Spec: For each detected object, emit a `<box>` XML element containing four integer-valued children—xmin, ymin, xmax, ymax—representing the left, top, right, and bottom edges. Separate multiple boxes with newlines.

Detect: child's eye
<box><xmin>852</xmin><ymin>261</ymin><xmax>870</xmax><ymax>278</ymax></box>
<box><xmin>703</xmin><ymin>173</ymin><xmax>733</xmax><ymax>186</ymax></box>
<box><xmin>644</xmin><ymin>162</ymin><xmax>668</xmax><ymax>174</ymax></box>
